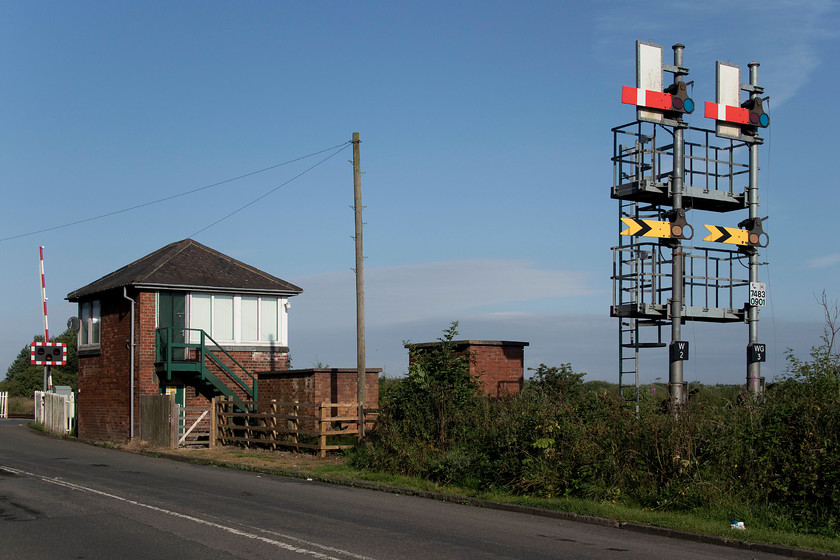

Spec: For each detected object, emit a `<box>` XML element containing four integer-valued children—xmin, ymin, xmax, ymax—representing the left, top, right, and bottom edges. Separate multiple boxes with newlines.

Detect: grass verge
<box><xmin>153</xmin><ymin>446</ymin><xmax>840</xmax><ymax>556</ymax></box>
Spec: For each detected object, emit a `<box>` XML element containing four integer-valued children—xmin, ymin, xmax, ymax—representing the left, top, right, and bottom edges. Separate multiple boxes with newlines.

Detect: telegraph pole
<box><xmin>352</xmin><ymin>132</ymin><xmax>366</xmax><ymax>438</ymax></box>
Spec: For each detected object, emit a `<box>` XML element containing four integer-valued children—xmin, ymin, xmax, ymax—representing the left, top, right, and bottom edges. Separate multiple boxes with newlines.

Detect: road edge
<box><xmin>143</xmin><ymin>449</ymin><xmax>840</xmax><ymax>560</ymax></box>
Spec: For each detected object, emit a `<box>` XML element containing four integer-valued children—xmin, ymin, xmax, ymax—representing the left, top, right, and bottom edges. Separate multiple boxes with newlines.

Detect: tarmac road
<box><xmin>0</xmin><ymin>418</ymin><xmax>820</xmax><ymax>559</ymax></box>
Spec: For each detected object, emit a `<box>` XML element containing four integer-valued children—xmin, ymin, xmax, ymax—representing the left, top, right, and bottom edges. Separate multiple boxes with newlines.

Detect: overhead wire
<box><xmin>0</xmin><ymin>141</ymin><xmax>350</xmax><ymax>243</ymax></box>
<box><xmin>189</xmin><ymin>142</ymin><xmax>351</xmax><ymax>238</ymax></box>
<box><xmin>763</xmin><ymin>98</ymin><xmax>779</xmax><ymax>380</ymax></box>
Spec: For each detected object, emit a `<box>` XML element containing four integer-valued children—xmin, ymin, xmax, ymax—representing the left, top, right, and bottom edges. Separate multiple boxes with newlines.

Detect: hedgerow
<box><xmin>350</xmin><ymin>321</ymin><xmax>840</xmax><ymax>537</ymax></box>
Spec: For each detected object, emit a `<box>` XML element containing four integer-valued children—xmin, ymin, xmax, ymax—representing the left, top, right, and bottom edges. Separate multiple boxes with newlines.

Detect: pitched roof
<box><xmin>67</xmin><ymin>239</ymin><xmax>303</xmax><ymax>301</ymax></box>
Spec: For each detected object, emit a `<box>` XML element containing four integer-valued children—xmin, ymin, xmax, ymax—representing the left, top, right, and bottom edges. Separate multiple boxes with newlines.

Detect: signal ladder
<box><xmin>615</xmin><ymin>195</ymin><xmax>670</xmax><ymax>412</ymax></box>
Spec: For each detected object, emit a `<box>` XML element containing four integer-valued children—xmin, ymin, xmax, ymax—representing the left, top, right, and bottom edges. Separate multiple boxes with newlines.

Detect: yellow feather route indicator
<box><xmin>703</xmin><ymin>224</ymin><xmax>750</xmax><ymax>246</ymax></box>
<box><xmin>620</xmin><ymin>217</ymin><xmax>674</xmax><ymax>239</ymax></box>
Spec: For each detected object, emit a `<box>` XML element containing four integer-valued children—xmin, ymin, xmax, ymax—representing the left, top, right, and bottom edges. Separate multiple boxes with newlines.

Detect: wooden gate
<box><xmin>139</xmin><ymin>395</ymin><xmax>211</xmax><ymax>448</ymax></box>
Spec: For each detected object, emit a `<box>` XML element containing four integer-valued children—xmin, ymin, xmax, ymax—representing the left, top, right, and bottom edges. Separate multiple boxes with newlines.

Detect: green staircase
<box><xmin>155</xmin><ymin>327</ymin><xmax>257</xmax><ymax>411</ymax></box>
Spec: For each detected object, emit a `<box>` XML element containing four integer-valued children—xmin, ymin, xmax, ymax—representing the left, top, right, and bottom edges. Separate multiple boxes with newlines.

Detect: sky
<box><xmin>1</xmin><ymin>1</ymin><xmax>838</xmax><ymax>388</ymax></box>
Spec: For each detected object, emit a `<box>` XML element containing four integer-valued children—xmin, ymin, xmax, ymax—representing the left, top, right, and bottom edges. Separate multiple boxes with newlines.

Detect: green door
<box><xmin>159</xmin><ymin>291</ymin><xmax>187</xmax><ymax>360</ymax></box>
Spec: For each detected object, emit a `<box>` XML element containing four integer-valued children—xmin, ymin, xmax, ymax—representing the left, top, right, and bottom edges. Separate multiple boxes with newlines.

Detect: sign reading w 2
<box><xmin>669</xmin><ymin>341</ymin><xmax>689</xmax><ymax>362</ymax></box>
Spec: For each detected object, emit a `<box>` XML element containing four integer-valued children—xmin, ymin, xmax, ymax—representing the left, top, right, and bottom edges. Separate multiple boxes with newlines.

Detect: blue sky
<box><xmin>1</xmin><ymin>1</ymin><xmax>838</xmax><ymax>386</ymax></box>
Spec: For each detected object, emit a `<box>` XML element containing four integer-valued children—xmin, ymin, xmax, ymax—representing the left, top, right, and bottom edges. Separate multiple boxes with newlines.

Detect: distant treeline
<box><xmin>0</xmin><ymin>329</ymin><xmax>78</xmax><ymax>398</ymax></box>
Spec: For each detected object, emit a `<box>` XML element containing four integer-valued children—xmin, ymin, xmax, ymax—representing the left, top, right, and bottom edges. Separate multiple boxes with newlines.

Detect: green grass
<box><xmin>27</xmin><ymin>421</ymin><xmax>47</xmax><ymax>433</ymax></box>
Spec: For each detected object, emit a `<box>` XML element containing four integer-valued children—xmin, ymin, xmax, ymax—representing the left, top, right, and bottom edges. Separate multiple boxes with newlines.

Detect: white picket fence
<box><xmin>0</xmin><ymin>391</ymin><xmax>8</xmax><ymax>418</ymax></box>
<box><xmin>34</xmin><ymin>391</ymin><xmax>76</xmax><ymax>434</ymax></box>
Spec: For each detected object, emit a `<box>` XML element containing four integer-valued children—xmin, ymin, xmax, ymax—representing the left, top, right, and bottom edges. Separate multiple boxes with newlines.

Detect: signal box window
<box><xmin>79</xmin><ymin>300</ymin><xmax>101</xmax><ymax>348</ymax></box>
<box><xmin>189</xmin><ymin>294</ymin><xmax>285</xmax><ymax>345</ymax></box>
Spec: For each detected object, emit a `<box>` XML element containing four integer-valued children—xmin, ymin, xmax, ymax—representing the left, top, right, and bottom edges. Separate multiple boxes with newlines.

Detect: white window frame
<box><xmin>78</xmin><ymin>299</ymin><xmax>101</xmax><ymax>349</ymax></box>
<box><xmin>188</xmin><ymin>293</ymin><xmax>287</xmax><ymax>346</ymax></box>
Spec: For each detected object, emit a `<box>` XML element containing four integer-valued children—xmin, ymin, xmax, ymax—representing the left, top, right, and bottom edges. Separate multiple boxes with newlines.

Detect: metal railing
<box><xmin>612</xmin><ymin>242</ymin><xmax>749</xmax><ymax>321</ymax></box>
<box><xmin>613</xmin><ymin>121</ymin><xmax>750</xmax><ymax>197</ymax></box>
<box><xmin>156</xmin><ymin>327</ymin><xmax>257</xmax><ymax>404</ymax></box>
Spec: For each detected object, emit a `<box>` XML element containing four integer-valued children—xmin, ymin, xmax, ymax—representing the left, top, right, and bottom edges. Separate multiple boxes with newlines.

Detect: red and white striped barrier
<box><xmin>704</xmin><ymin>101</ymin><xmax>751</xmax><ymax>125</ymax></box>
<box><xmin>621</xmin><ymin>86</ymin><xmax>674</xmax><ymax>111</ymax></box>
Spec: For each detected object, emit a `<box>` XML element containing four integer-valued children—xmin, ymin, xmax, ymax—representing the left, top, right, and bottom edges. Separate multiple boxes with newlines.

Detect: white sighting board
<box><xmin>636</xmin><ymin>41</ymin><xmax>663</xmax><ymax>124</ymax></box>
<box><xmin>716</xmin><ymin>62</ymin><xmax>742</xmax><ymax>140</ymax></box>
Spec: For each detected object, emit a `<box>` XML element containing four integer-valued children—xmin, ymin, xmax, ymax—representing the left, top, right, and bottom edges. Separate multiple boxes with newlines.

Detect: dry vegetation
<box><xmin>122</xmin><ymin>439</ymin><xmax>344</xmax><ymax>472</ymax></box>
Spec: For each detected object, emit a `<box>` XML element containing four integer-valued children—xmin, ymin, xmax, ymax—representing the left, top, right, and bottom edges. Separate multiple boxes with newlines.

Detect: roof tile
<box><xmin>67</xmin><ymin>239</ymin><xmax>302</xmax><ymax>300</ymax></box>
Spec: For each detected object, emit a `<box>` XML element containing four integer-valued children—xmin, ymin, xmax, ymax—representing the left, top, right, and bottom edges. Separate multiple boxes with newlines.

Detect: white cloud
<box><xmin>286</xmin><ymin>259</ymin><xmax>825</xmax><ymax>385</ymax></box>
<box><xmin>288</xmin><ymin>302</ymin><xmax>825</xmax><ymax>385</ymax></box>
<box><xmin>809</xmin><ymin>253</ymin><xmax>840</xmax><ymax>269</ymax></box>
<box><xmin>290</xmin><ymin>259</ymin><xmax>602</xmax><ymax>329</ymax></box>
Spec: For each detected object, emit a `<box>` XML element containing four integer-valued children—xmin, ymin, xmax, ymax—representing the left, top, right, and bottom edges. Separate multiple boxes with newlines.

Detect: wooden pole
<box><xmin>210</xmin><ymin>397</ymin><xmax>217</xmax><ymax>449</ymax></box>
<box><xmin>292</xmin><ymin>401</ymin><xmax>299</xmax><ymax>450</ymax></box>
<box><xmin>352</xmin><ymin>132</ymin><xmax>366</xmax><ymax>439</ymax></box>
<box><xmin>319</xmin><ymin>402</ymin><xmax>328</xmax><ymax>458</ymax></box>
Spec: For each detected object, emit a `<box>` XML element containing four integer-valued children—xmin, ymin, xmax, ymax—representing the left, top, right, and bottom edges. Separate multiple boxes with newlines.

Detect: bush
<box><xmin>351</xmin><ymin>322</ymin><xmax>485</xmax><ymax>480</ymax></box>
<box><xmin>352</xmin><ymin>312</ymin><xmax>840</xmax><ymax>537</ymax></box>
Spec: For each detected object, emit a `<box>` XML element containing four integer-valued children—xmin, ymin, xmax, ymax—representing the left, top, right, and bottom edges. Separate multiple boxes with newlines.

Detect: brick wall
<box><xmin>257</xmin><ymin>369</ymin><xmax>380</xmax><ymax>430</ymax></box>
<box><xmin>257</xmin><ymin>369</ymin><xmax>380</xmax><ymax>407</ymax></box>
<box><xmin>78</xmin><ymin>288</ymin><xmax>294</xmax><ymax>442</ymax></box>
<box><xmin>470</xmin><ymin>344</ymin><xmax>526</xmax><ymax>396</ymax></box>
<box><xmin>407</xmin><ymin>340</ymin><xmax>528</xmax><ymax>397</ymax></box>
<box><xmin>136</xmin><ymin>290</ymin><xmax>158</xmax><ymax>400</ymax></box>
<box><xmin>77</xmin><ymin>289</ymin><xmax>133</xmax><ymax>442</ymax></box>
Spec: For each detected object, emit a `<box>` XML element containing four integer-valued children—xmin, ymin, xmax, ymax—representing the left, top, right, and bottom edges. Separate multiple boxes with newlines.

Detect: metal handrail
<box><xmin>156</xmin><ymin>327</ymin><xmax>257</xmax><ymax>403</ymax></box>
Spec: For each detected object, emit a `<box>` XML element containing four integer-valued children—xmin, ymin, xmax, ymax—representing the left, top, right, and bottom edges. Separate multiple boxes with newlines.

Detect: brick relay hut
<box><xmin>407</xmin><ymin>340</ymin><xmax>529</xmax><ymax>397</ymax></box>
<box><xmin>258</xmin><ymin>368</ymin><xmax>379</xmax><ymax>407</ymax></box>
<box><xmin>66</xmin><ymin>239</ymin><xmax>379</xmax><ymax>443</ymax></box>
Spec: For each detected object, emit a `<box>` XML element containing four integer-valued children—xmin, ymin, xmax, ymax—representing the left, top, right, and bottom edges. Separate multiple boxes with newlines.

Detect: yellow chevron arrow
<box><xmin>703</xmin><ymin>225</ymin><xmax>749</xmax><ymax>245</ymax></box>
<box><xmin>620</xmin><ymin>217</ymin><xmax>673</xmax><ymax>238</ymax></box>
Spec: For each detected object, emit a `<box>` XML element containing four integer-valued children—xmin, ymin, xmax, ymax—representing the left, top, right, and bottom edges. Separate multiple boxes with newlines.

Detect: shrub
<box><xmin>352</xmin><ymin>309</ymin><xmax>840</xmax><ymax>537</ymax></box>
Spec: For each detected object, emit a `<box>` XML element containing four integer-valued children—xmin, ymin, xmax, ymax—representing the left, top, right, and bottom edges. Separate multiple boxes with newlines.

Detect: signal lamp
<box><xmin>737</xmin><ymin>216</ymin><xmax>769</xmax><ymax>249</ymax></box>
<box><xmin>742</xmin><ymin>97</ymin><xmax>769</xmax><ymax>128</ymax></box>
<box><xmin>664</xmin><ymin>82</ymin><xmax>694</xmax><ymax>114</ymax></box>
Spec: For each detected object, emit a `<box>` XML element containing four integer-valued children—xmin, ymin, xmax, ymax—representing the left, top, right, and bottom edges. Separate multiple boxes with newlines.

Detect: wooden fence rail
<box><xmin>214</xmin><ymin>397</ymin><xmax>378</xmax><ymax>457</ymax></box>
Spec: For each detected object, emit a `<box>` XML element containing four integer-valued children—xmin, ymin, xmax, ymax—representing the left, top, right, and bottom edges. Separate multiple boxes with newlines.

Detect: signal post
<box><xmin>746</xmin><ymin>62</ymin><xmax>767</xmax><ymax>396</ymax></box>
<box><xmin>704</xmin><ymin>59</ymin><xmax>771</xmax><ymax>397</ymax></box>
<box><xmin>612</xmin><ymin>41</ymin><xmax>770</xmax><ymax>408</ymax></box>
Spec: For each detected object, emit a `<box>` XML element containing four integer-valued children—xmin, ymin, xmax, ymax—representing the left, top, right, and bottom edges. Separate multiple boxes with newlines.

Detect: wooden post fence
<box><xmin>211</xmin><ymin>397</ymin><xmax>377</xmax><ymax>456</ymax></box>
